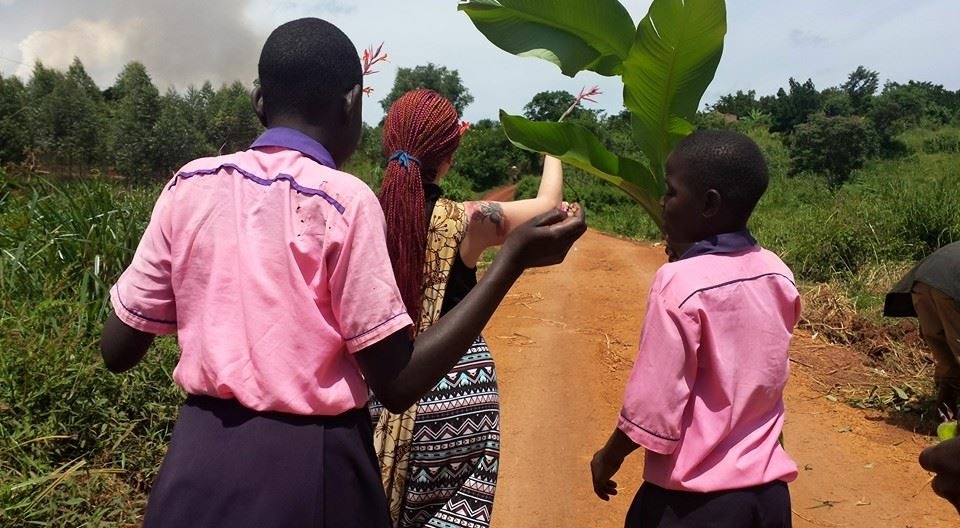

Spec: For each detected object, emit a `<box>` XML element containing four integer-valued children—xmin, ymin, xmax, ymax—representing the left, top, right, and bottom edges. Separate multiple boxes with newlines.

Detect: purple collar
<box><xmin>680</xmin><ymin>229</ymin><xmax>758</xmax><ymax>260</ymax></box>
<box><xmin>250</xmin><ymin>127</ymin><xmax>337</xmax><ymax>169</ymax></box>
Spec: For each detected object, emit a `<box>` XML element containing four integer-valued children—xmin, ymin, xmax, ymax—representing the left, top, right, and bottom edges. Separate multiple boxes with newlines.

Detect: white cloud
<box><xmin>1</xmin><ymin>0</ymin><xmax>958</xmax><ymax>124</ymax></box>
<box><xmin>16</xmin><ymin>18</ymin><xmax>142</xmax><ymax>79</ymax></box>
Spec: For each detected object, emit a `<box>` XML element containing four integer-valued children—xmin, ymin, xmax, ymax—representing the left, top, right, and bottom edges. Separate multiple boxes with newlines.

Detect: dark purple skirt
<box><xmin>626</xmin><ymin>480</ymin><xmax>792</xmax><ymax>528</ymax></box>
<box><xmin>143</xmin><ymin>395</ymin><xmax>390</xmax><ymax>528</ymax></box>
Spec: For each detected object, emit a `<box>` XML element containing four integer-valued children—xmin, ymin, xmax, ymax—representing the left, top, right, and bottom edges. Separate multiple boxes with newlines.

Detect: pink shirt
<box><xmin>110</xmin><ymin>128</ymin><xmax>413</xmax><ymax>416</ymax></box>
<box><xmin>618</xmin><ymin>239</ymin><xmax>800</xmax><ymax>492</ymax></box>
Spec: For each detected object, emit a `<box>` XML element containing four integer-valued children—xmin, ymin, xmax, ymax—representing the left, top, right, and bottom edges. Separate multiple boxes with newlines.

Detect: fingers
<box><xmin>530</xmin><ymin>208</ymin><xmax>567</xmax><ymax>228</ymax></box>
<box><xmin>548</xmin><ymin>205</ymin><xmax>586</xmax><ymax>237</ymax></box>
<box><xmin>592</xmin><ymin>477</ymin><xmax>618</xmax><ymax>501</ymax></box>
<box><xmin>920</xmin><ymin>437</ymin><xmax>960</xmax><ymax>472</ymax></box>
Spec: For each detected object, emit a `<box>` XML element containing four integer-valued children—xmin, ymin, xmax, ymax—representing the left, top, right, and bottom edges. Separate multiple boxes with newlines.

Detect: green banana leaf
<box><xmin>622</xmin><ymin>0</ymin><xmax>726</xmax><ymax>178</ymax></box>
<box><xmin>499</xmin><ymin>111</ymin><xmax>664</xmax><ymax>227</ymax></box>
<box><xmin>458</xmin><ymin>0</ymin><xmax>636</xmax><ymax>77</ymax></box>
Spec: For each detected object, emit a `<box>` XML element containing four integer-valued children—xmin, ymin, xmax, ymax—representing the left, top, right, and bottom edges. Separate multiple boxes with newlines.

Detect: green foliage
<box><xmin>712</xmin><ymin>89</ymin><xmax>759</xmax><ymax>117</ymax></box>
<box><xmin>380</xmin><ymin>63</ymin><xmax>474</xmax><ymax>115</ymax></box>
<box><xmin>789</xmin><ymin>113</ymin><xmax>877</xmax><ymax>187</ymax></box>
<box><xmin>0</xmin><ymin>176</ymin><xmax>183</xmax><ymax>525</ymax></box>
<box><xmin>921</xmin><ymin>131</ymin><xmax>960</xmax><ymax>154</ymax></box>
<box><xmin>0</xmin><ymin>74</ymin><xmax>29</xmax><ymax>164</ymax></box>
<box><xmin>440</xmin><ymin>169</ymin><xmax>478</xmax><ymax>202</ymax></box>
<box><xmin>767</xmin><ymin>78</ymin><xmax>822</xmax><ymax>133</ymax></box>
<box><xmin>623</xmin><ymin>0</ymin><xmax>726</xmax><ymax>181</ymax></box>
<box><xmin>841</xmin><ymin>65</ymin><xmax>879</xmax><ymax>114</ymax></box>
<box><xmin>499</xmin><ymin>113</ymin><xmax>664</xmax><ymax>225</ymax></box>
<box><xmin>524</xmin><ymin>90</ymin><xmax>584</xmax><ymax>122</ymax></box>
<box><xmin>462</xmin><ymin>0</ymin><xmax>728</xmax><ymax>229</ymax></box>
<box><xmin>820</xmin><ymin>87</ymin><xmax>854</xmax><ymax>117</ymax></box>
<box><xmin>459</xmin><ymin>0</ymin><xmax>636</xmax><ymax>77</ymax></box>
<box><xmin>153</xmin><ymin>90</ymin><xmax>206</xmax><ymax>176</ymax></box>
<box><xmin>455</xmin><ymin>122</ymin><xmax>534</xmax><ymax>191</ymax></box>
<box><xmin>109</xmin><ymin>63</ymin><xmax>161</xmax><ymax>181</ymax></box>
<box><xmin>207</xmin><ymin>81</ymin><xmax>262</xmax><ymax>155</ymax></box>
<box><xmin>1</xmin><ymin>59</ymin><xmax>261</xmax><ymax>181</ymax></box>
<box><xmin>752</xmin><ymin>149</ymin><xmax>960</xmax><ymax>281</ymax></box>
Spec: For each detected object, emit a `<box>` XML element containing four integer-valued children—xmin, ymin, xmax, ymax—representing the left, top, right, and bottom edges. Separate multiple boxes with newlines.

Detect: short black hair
<box><xmin>258</xmin><ymin>18</ymin><xmax>362</xmax><ymax>123</ymax></box>
<box><xmin>671</xmin><ymin>130</ymin><xmax>769</xmax><ymax>221</ymax></box>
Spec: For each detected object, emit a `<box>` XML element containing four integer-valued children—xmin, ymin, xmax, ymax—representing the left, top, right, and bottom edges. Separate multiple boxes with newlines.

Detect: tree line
<box><xmin>1</xmin><ymin>59</ymin><xmax>958</xmax><ymax>188</ymax></box>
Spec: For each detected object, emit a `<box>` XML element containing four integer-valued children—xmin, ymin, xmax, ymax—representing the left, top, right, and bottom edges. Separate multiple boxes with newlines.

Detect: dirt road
<box><xmin>483</xmin><ymin>230</ymin><xmax>955</xmax><ymax>527</ymax></box>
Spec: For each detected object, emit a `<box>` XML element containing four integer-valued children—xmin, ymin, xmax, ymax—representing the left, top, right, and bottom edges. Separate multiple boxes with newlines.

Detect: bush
<box><xmin>0</xmin><ymin>176</ymin><xmax>183</xmax><ymax>525</ymax></box>
<box><xmin>921</xmin><ymin>131</ymin><xmax>960</xmax><ymax>154</ymax></box>
<box><xmin>440</xmin><ymin>169</ymin><xmax>477</xmax><ymax>202</ymax></box>
<box><xmin>455</xmin><ymin>125</ymin><xmax>534</xmax><ymax>192</ymax></box>
<box><xmin>789</xmin><ymin>113</ymin><xmax>877</xmax><ymax>187</ymax></box>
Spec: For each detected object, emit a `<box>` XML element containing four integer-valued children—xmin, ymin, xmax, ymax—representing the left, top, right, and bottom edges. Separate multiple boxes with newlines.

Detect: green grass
<box><xmin>1</xmin><ymin>170</ymin><xmax>181</xmax><ymax>526</ymax></box>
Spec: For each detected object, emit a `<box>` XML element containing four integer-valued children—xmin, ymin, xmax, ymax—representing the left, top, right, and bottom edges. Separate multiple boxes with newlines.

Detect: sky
<box><xmin>1</xmin><ymin>0</ymin><xmax>958</xmax><ymax>125</ymax></box>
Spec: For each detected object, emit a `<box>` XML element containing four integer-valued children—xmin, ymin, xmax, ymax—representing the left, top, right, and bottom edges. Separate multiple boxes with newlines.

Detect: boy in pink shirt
<box><xmin>591</xmin><ymin>131</ymin><xmax>800</xmax><ymax>527</ymax></box>
<box><xmin>99</xmin><ymin>18</ymin><xmax>585</xmax><ymax>528</ymax></box>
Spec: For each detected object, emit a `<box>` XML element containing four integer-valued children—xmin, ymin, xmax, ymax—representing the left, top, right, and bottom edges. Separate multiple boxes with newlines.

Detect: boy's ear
<box><xmin>343</xmin><ymin>84</ymin><xmax>363</xmax><ymax>123</ymax></box>
<box><xmin>703</xmin><ymin>189</ymin><xmax>722</xmax><ymax>219</ymax></box>
<box><xmin>251</xmin><ymin>86</ymin><xmax>267</xmax><ymax>127</ymax></box>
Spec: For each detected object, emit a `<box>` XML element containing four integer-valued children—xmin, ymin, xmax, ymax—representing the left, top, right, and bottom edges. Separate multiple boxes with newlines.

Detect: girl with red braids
<box><xmin>370</xmin><ymin>89</ymin><xmax>566</xmax><ymax>528</ymax></box>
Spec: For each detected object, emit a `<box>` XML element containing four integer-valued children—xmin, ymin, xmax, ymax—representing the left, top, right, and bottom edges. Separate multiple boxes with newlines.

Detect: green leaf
<box><xmin>458</xmin><ymin>0</ymin><xmax>636</xmax><ymax>77</ymax></box>
<box><xmin>622</xmin><ymin>0</ymin><xmax>727</xmax><ymax>178</ymax></box>
<box><xmin>499</xmin><ymin>111</ymin><xmax>664</xmax><ymax>227</ymax></box>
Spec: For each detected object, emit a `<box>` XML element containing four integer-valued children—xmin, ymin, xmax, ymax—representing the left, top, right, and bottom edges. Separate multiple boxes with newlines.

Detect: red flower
<box><xmin>458</xmin><ymin>121</ymin><xmax>471</xmax><ymax>136</ymax></box>
<box><xmin>362</xmin><ymin>42</ymin><xmax>388</xmax><ymax>77</ymax></box>
<box><xmin>576</xmin><ymin>85</ymin><xmax>603</xmax><ymax>104</ymax></box>
<box><xmin>361</xmin><ymin>43</ymin><xmax>388</xmax><ymax>97</ymax></box>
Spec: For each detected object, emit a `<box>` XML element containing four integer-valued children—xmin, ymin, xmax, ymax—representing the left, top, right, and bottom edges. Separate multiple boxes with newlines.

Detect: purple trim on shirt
<box><xmin>680</xmin><ymin>229</ymin><xmax>758</xmax><ymax>260</ymax></box>
<box><xmin>678</xmin><ymin>273</ymin><xmax>796</xmax><ymax>309</ymax></box>
<box><xmin>345</xmin><ymin>312</ymin><xmax>410</xmax><ymax>341</ymax></box>
<box><xmin>250</xmin><ymin>127</ymin><xmax>338</xmax><ymax>170</ymax></box>
<box><xmin>620</xmin><ymin>411</ymin><xmax>680</xmax><ymax>441</ymax></box>
<box><xmin>114</xmin><ymin>285</ymin><xmax>177</xmax><ymax>325</ymax></box>
<box><xmin>168</xmin><ymin>163</ymin><xmax>346</xmax><ymax>214</ymax></box>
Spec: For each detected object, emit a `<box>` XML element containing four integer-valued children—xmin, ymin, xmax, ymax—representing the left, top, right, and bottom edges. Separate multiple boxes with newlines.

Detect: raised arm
<box><xmin>356</xmin><ymin>207</ymin><xmax>585</xmax><ymax>413</ymax></box>
<box><xmin>459</xmin><ymin>156</ymin><xmax>564</xmax><ymax>266</ymax></box>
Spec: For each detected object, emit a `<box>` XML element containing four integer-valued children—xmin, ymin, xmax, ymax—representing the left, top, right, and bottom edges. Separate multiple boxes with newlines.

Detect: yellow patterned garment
<box><xmin>373</xmin><ymin>198</ymin><xmax>468</xmax><ymax>527</ymax></box>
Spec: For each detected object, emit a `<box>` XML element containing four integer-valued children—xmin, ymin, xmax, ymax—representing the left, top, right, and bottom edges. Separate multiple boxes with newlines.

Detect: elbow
<box><xmin>372</xmin><ymin>386</ymin><xmax>417</xmax><ymax>414</ymax></box>
<box><xmin>100</xmin><ymin>343</ymin><xmax>130</xmax><ymax>373</ymax></box>
<box><xmin>537</xmin><ymin>196</ymin><xmax>563</xmax><ymax>212</ymax></box>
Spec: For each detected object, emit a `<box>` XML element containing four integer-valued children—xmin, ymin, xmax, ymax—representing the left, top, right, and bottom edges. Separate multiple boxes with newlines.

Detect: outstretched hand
<box><xmin>920</xmin><ymin>437</ymin><xmax>960</xmax><ymax>515</ymax></box>
<box><xmin>499</xmin><ymin>205</ymin><xmax>586</xmax><ymax>270</ymax></box>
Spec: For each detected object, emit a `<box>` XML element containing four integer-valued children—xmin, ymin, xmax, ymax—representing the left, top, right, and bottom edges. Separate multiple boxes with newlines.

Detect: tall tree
<box><xmin>207</xmin><ymin>81</ymin><xmax>261</xmax><ymax>154</ymax></box>
<box><xmin>523</xmin><ymin>90</ymin><xmax>579</xmax><ymax>122</ymax></box>
<box><xmin>153</xmin><ymin>89</ymin><xmax>206</xmax><ymax>175</ymax></box>
<box><xmin>109</xmin><ymin>62</ymin><xmax>161</xmax><ymax>180</ymax></box>
<box><xmin>0</xmin><ymin>74</ymin><xmax>29</xmax><ymax>163</ymax></box>
<box><xmin>712</xmin><ymin>89</ymin><xmax>759</xmax><ymax>117</ymax></box>
<box><xmin>380</xmin><ymin>63</ymin><xmax>474</xmax><ymax>115</ymax></box>
<box><xmin>768</xmin><ymin>78</ymin><xmax>821</xmax><ymax>133</ymax></box>
<box><xmin>841</xmin><ymin>66</ymin><xmax>879</xmax><ymax>113</ymax></box>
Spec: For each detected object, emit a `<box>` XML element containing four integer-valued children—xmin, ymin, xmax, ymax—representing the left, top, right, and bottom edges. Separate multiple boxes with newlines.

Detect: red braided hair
<box><xmin>379</xmin><ymin>89</ymin><xmax>463</xmax><ymax>330</ymax></box>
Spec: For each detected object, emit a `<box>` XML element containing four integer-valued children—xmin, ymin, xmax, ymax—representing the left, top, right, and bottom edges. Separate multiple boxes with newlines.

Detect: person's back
<box><xmin>633</xmin><ymin>244</ymin><xmax>799</xmax><ymax>491</ymax></box>
<box><xmin>592</xmin><ymin>130</ymin><xmax>799</xmax><ymax>528</ymax></box>
<box><xmin>369</xmin><ymin>89</ymin><xmax>569</xmax><ymax>528</ymax></box>
<box><xmin>114</xmin><ymin>132</ymin><xmax>397</xmax><ymax>414</ymax></box>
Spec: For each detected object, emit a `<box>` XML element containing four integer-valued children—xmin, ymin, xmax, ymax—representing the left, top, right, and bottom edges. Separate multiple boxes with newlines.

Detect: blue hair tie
<box><xmin>389</xmin><ymin>150</ymin><xmax>422</xmax><ymax>170</ymax></box>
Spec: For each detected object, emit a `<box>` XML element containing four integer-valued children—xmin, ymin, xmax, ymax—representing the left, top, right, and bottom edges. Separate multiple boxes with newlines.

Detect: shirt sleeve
<box><xmin>328</xmin><ymin>189</ymin><xmax>413</xmax><ymax>353</ymax></box>
<box><xmin>618</xmin><ymin>287</ymin><xmax>700</xmax><ymax>455</ymax></box>
<box><xmin>109</xmin><ymin>186</ymin><xmax>178</xmax><ymax>335</ymax></box>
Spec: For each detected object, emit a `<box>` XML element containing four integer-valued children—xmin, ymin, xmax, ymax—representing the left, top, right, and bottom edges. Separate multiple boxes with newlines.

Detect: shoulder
<box><xmin>653</xmin><ymin>248</ymin><xmax>797</xmax><ymax>308</ymax></box>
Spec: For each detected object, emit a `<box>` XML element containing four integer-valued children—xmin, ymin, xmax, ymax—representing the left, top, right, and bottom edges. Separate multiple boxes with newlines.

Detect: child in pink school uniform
<box><xmin>99</xmin><ymin>18</ymin><xmax>585</xmax><ymax>528</ymax></box>
<box><xmin>591</xmin><ymin>131</ymin><xmax>801</xmax><ymax>527</ymax></box>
